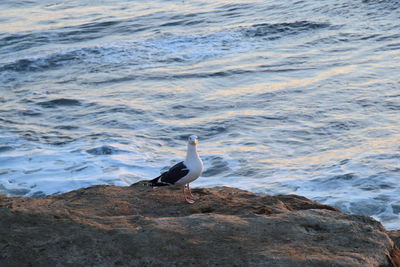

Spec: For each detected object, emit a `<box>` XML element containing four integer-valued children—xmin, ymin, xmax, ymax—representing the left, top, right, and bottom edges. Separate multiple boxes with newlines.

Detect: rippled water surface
<box><xmin>0</xmin><ymin>0</ymin><xmax>399</xmax><ymax>228</ymax></box>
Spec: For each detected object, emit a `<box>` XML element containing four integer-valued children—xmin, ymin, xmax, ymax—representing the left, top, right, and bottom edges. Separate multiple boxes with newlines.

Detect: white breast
<box><xmin>176</xmin><ymin>159</ymin><xmax>203</xmax><ymax>185</ymax></box>
<box><xmin>176</xmin><ymin>142</ymin><xmax>203</xmax><ymax>185</ymax></box>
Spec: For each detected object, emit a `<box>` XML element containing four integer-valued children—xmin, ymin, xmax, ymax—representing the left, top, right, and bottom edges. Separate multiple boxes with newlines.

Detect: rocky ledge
<box><xmin>1</xmin><ymin>183</ymin><xmax>399</xmax><ymax>266</ymax></box>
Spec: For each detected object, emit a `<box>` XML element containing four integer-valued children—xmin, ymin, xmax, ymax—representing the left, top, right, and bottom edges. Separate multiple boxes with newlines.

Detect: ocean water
<box><xmin>0</xmin><ymin>0</ymin><xmax>399</xmax><ymax>228</ymax></box>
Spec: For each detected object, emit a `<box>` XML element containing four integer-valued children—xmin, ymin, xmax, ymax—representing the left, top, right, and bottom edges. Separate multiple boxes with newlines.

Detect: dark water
<box><xmin>0</xmin><ymin>0</ymin><xmax>399</xmax><ymax>228</ymax></box>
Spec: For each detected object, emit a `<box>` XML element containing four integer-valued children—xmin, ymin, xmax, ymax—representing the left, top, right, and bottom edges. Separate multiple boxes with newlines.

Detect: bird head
<box><xmin>188</xmin><ymin>135</ymin><xmax>199</xmax><ymax>145</ymax></box>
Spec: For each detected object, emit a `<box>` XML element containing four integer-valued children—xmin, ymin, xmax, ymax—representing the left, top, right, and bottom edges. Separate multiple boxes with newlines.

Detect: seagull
<box><xmin>148</xmin><ymin>135</ymin><xmax>203</xmax><ymax>203</ymax></box>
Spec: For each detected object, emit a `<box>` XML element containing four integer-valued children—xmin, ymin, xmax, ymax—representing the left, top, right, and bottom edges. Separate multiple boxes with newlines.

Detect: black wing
<box><xmin>160</xmin><ymin>161</ymin><xmax>189</xmax><ymax>184</ymax></box>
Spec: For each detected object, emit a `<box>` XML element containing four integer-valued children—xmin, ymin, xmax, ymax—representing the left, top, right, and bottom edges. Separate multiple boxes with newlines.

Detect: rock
<box><xmin>387</xmin><ymin>231</ymin><xmax>400</xmax><ymax>267</ymax></box>
<box><xmin>389</xmin><ymin>231</ymin><xmax>400</xmax><ymax>248</ymax></box>
<box><xmin>0</xmin><ymin>183</ymin><xmax>399</xmax><ymax>266</ymax></box>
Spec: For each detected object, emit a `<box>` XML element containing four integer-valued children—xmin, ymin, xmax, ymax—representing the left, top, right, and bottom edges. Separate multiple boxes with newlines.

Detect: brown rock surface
<box><xmin>0</xmin><ymin>183</ymin><xmax>399</xmax><ymax>266</ymax></box>
<box><xmin>389</xmin><ymin>231</ymin><xmax>400</xmax><ymax>248</ymax></box>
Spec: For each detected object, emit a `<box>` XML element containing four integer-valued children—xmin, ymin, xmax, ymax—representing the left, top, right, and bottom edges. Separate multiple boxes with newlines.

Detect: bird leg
<box><xmin>186</xmin><ymin>184</ymin><xmax>199</xmax><ymax>200</ymax></box>
<box><xmin>183</xmin><ymin>186</ymin><xmax>195</xmax><ymax>204</ymax></box>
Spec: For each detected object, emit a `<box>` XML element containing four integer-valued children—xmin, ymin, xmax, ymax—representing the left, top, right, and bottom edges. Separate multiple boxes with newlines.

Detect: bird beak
<box><xmin>190</xmin><ymin>139</ymin><xmax>198</xmax><ymax>145</ymax></box>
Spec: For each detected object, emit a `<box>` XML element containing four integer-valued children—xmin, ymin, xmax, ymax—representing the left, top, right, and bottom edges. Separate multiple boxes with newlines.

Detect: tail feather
<box><xmin>147</xmin><ymin>175</ymin><xmax>170</xmax><ymax>187</ymax></box>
